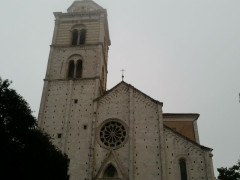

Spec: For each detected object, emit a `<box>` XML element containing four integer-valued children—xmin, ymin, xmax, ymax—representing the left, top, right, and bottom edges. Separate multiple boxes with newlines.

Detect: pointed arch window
<box><xmin>76</xmin><ymin>60</ymin><xmax>82</xmax><ymax>78</ymax></box>
<box><xmin>67</xmin><ymin>58</ymin><xmax>83</xmax><ymax>79</ymax></box>
<box><xmin>79</xmin><ymin>29</ymin><xmax>86</xmax><ymax>44</ymax></box>
<box><xmin>72</xmin><ymin>29</ymin><xmax>78</xmax><ymax>45</ymax></box>
<box><xmin>71</xmin><ymin>28</ymin><xmax>86</xmax><ymax>45</ymax></box>
<box><xmin>179</xmin><ymin>158</ymin><xmax>188</xmax><ymax>180</ymax></box>
<box><xmin>68</xmin><ymin>60</ymin><xmax>75</xmax><ymax>78</ymax></box>
<box><xmin>103</xmin><ymin>165</ymin><xmax>117</xmax><ymax>178</ymax></box>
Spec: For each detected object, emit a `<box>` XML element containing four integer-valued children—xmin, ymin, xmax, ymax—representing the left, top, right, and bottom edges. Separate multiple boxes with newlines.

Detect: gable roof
<box><xmin>164</xmin><ymin>125</ymin><xmax>212</xmax><ymax>151</ymax></box>
<box><xmin>94</xmin><ymin>81</ymin><xmax>163</xmax><ymax>106</ymax></box>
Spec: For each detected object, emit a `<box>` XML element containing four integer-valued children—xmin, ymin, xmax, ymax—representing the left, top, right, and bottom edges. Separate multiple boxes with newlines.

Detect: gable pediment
<box><xmin>94</xmin><ymin>150</ymin><xmax>128</xmax><ymax>180</ymax></box>
<box><xmin>95</xmin><ymin>81</ymin><xmax>163</xmax><ymax>107</ymax></box>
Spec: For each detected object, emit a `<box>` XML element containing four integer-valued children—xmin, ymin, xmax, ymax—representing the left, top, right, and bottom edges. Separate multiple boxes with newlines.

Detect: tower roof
<box><xmin>67</xmin><ymin>0</ymin><xmax>104</xmax><ymax>13</ymax></box>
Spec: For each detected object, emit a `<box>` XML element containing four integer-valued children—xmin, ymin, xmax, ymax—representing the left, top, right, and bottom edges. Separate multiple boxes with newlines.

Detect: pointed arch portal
<box><xmin>103</xmin><ymin>164</ymin><xmax>117</xmax><ymax>178</ymax></box>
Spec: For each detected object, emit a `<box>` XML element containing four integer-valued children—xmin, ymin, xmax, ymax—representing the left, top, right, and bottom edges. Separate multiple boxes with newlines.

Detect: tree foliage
<box><xmin>217</xmin><ymin>160</ymin><xmax>240</xmax><ymax>180</ymax></box>
<box><xmin>0</xmin><ymin>78</ymin><xmax>69</xmax><ymax>180</ymax></box>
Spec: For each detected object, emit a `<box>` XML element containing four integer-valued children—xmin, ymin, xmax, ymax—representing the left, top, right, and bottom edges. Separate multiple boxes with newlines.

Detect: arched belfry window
<box><xmin>71</xmin><ymin>27</ymin><xmax>86</xmax><ymax>45</ymax></box>
<box><xmin>103</xmin><ymin>165</ymin><xmax>117</xmax><ymax>178</ymax></box>
<box><xmin>67</xmin><ymin>55</ymin><xmax>83</xmax><ymax>79</ymax></box>
<box><xmin>76</xmin><ymin>60</ymin><xmax>82</xmax><ymax>78</ymax></box>
<box><xmin>72</xmin><ymin>29</ymin><xmax>78</xmax><ymax>45</ymax></box>
<box><xmin>68</xmin><ymin>60</ymin><xmax>75</xmax><ymax>78</ymax></box>
<box><xmin>79</xmin><ymin>29</ymin><xmax>86</xmax><ymax>44</ymax></box>
<box><xmin>179</xmin><ymin>158</ymin><xmax>188</xmax><ymax>180</ymax></box>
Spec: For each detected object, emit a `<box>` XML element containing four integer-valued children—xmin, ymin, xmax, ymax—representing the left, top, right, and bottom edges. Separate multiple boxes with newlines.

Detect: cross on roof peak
<box><xmin>121</xmin><ymin>69</ymin><xmax>126</xmax><ymax>81</ymax></box>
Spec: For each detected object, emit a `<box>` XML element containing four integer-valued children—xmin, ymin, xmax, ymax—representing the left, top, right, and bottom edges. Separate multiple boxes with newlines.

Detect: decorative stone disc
<box><xmin>97</xmin><ymin>119</ymin><xmax>128</xmax><ymax>150</ymax></box>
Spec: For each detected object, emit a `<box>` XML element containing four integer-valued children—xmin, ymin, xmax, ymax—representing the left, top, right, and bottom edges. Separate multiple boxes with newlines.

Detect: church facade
<box><xmin>38</xmin><ymin>1</ymin><xmax>215</xmax><ymax>180</ymax></box>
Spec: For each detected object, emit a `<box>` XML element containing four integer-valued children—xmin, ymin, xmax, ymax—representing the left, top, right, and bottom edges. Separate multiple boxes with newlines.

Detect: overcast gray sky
<box><xmin>0</xmin><ymin>0</ymin><xmax>240</xmax><ymax>176</ymax></box>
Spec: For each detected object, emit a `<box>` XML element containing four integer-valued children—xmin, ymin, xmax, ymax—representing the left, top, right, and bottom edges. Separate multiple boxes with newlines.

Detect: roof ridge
<box><xmin>164</xmin><ymin>125</ymin><xmax>212</xmax><ymax>151</ymax></box>
<box><xmin>94</xmin><ymin>81</ymin><xmax>163</xmax><ymax>105</ymax></box>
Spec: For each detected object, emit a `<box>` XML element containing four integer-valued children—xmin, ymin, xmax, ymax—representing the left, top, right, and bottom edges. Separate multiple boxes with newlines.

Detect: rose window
<box><xmin>99</xmin><ymin>120</ymin><xmax>128</xmax><ymax>149</ymax></box>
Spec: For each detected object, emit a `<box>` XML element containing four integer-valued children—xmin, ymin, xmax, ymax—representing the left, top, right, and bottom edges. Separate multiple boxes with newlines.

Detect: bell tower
<box><xmin>38</xmin><ymin>1</ymin><xmax>110</xmax><ymax>179</ymax></box>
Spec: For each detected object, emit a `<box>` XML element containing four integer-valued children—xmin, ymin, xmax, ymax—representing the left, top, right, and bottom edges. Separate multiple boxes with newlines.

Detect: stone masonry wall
<box><xmin>46</xmin><ymin>46</ymin><xmax>101</xmax><ymax>80</ymax></box>
<box><xmin>54</xmin><ymin>20</ymin><xmax>100</xmax><ymax>46</ymax></box>
<box><xmin>65</xmin><ymin>80</ymin><xmax>96</xmax><ymax>180</ymax></box>
<box><xmin>164</xmin><ymin>127</ymin><xmax>212</xmax><ymax>179</ymax></box>
<box><xmin>92</xmin><ymin>83</ymin><xmax>164</xmax><ymax>180</ymax></box>
<box><xmin>132</xmin><ymin>89</ymin><xmax>162</xmax><ymax>180</ymax></box>
<box><xmin>39</xmin><ymin>79</ymin><xmax>97</xmax><ymax>180</ymax></box>
<box><xmin>93</xmin><ymin>83</ymin><xmax>130</xmax><ymax>178</ymax></box>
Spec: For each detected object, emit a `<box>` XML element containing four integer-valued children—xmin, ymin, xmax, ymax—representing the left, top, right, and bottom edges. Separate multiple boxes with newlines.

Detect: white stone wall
<box><xmin>45</xmin><ymin>46</ymin><xmax>102</xmax><ymax>80</ymax></box>
<box><xmin>164</xmin><ymin>127</ymin><xmax>214</xmax><ymax>180</ymax></box>
<box><xmin>65</xmin><ymin>80</ymin><xmax>96</xmax><ymax>180</ymax></box>
<box><xmin>39</xmin><ymin>79</ymin><xmax>215</xmax><ymax>180</ymax></box>
<box><xmin>39</xmin><ymin>79</ymin><xmax>97</xmax><ymax>180</ymax></box>
<box><xmin>94</xmin><ymin>83</ymin><xmax>130</xmax><ymax>178</ymax></box>
<box><xmin>92</xmin><ymin>83</ymin><xmax>165</xmax><ymax>180</ymax></box>
<box><xmin>132</xmin><ymin>90</ymin><xmax>162</xmax><ymax>180</ymax></box>
<box><xmin>39</xmin><ymin>80</ymin><xmax>69</xmax><ymax>147</ymax></box>
<box><xmin>38</xmin><ymin>3</ymin><xmax>110</xmax><ymax>180</ymax></box>
<box><xmin>54</xmin><ymin>20</ymin><xmax>100</xmax><ymax>46</ymax></box>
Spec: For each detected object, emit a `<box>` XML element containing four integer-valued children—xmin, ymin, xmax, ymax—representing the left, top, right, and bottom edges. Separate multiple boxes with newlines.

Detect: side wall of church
<box><xmin>164</xmin><ymin>128</ymin><xmax>214</xmax><ymax>180</ymax></box>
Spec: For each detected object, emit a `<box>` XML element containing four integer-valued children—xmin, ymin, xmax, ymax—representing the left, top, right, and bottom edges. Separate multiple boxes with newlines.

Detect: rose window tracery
<box><xmin>98</xmin><ymin>120</ymin><xmax>128</xmax><ymax>149</ymax></box>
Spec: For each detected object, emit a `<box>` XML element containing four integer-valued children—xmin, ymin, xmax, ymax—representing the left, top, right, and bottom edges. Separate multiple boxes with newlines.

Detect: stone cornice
<box><xmin>163</xmin><ymin>113</ymin><xmax>200</xmax><ymax>121</ymax></box>
<box><xmin>50</xmin><ymin>43</ymin><xmax>103</xmax><ymax>48</ymax></box>
<box><xmin>54</xmin><ymin>9</ymin><xmax>106</xmax><ymax>19</ymax></box>
<box><xmin>44</xmin><ymin>76</ymin><xmax>100</xmax><ymax>82</ymax></box>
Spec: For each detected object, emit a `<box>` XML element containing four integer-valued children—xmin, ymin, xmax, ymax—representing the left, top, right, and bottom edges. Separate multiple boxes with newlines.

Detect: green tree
<box><xmin>217</xmin><ymin>160</ymin><xmax>240</xmax><ymax>180</ymax></box>
<box><xmin>0</xmin><ymin>78</ymin><xmax>69</xmax><ymax>180</ymax></box>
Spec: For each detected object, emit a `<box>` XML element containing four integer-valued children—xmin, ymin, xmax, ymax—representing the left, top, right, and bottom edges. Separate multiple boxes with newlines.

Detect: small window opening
<box><xmin>74</xmin><ymin>99</ymin><xmax>78</xmax><ymax>104</ymax></box>
<box><xmin>180</xmin><ymin>158</ymin><xmax>188</xmax><ymax>180</ymax></box>
<box><xmin>76</xmin><ymin>60</ymin><xmax>82</xmax><ymax>78</ymax></box>
<box><xmin>79</xmin><ymin>29</ymin><xmax>86</xmax><ymax>44</ymax></box>
<box><xmin>104</xmin><ymin>165</ymin><xmax>117</xmax><ymax>178</ymax></box>
<box><xmin>57</xmin><ymin>133</ymin><xmax>62</xmax><ymax>138</ymax></box>
<box><xmin>83</xmin><ymin>125</ymin><xmax>87</xmax><ymax>130</ymax></box>
<box><xmin>68</xmin><ymin>60</ymin><xmax>75</xmax><ymax>78</ymax></box>
<box><xmin>72</xmin><ymin>29</ymin><xmax>78</xmax><ymax>45</ymax></box>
